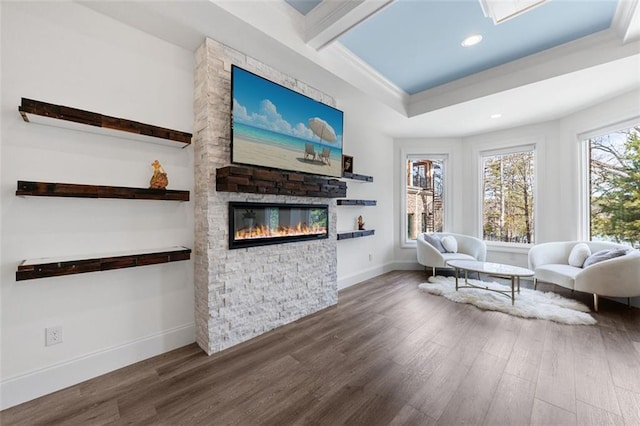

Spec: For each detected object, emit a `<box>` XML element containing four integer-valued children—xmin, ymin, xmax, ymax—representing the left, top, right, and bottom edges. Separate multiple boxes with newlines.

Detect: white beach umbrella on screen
<box><xmin>308</xmin><ymin>117</ymin><xmax>337</xmax><ymax>143</ymax></box>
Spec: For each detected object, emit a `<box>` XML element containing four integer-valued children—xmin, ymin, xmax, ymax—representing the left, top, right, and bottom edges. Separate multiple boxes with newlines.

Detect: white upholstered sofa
<box><xmin>528</xmin><ymin>241</ymin><xmax>640</xmax><ymax>311</ymax></box>
<box><xmin>417</xmin><ymin>232</ymin><xmax>487</xmax><ymax>276</ymax></box>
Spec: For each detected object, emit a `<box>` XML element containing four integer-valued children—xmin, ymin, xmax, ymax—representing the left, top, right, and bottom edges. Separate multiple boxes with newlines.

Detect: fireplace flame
<box><xmin>235</xmin><ymin>222</ymin><xmax>327</xmax><ymax>240</ymax></box>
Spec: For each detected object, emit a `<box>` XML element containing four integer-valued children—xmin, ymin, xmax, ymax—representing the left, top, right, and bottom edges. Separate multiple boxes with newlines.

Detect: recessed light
<box><xmin>490</xmin><ymin>113</ymin><xmax>502</xmax><ymax>119</ymax></box>
<box><xmin>461</xmin><ymin>34</ymin><xmax>483</xmax><ymax>47</ymax></box>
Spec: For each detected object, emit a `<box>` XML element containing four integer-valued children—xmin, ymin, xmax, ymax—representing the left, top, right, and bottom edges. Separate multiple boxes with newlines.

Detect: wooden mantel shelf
<box><xmin>337</xmin><ymin>229</ymin><xmax>375</xmax><ymax>240</ymax></box>
<box><xmin>19</xmin><ymin>98</ymin><xmax>192</xmax><ymax>148</ymax></box>
<box><xmin>216</xmin><ymin>165</ymin><xmax>347</xmax><ymax>198</ymax></box>
<box><xmin>16</xmin><ymin>247</ymin><xmax>191</xmax><ymax>281</ymax></box>
<box><xmin>336</xmin><ymin>199</ymin><xmax>377</xmax><ymax>206</ymax></box>
<box><xmin>342</xmin><ymin>172</ymin><xmax>373</xmax><ymax>182</ymax></box>
<box><xmin>16</xmin><ymin>181</ymin><xmax>190</xmax><ymax>201</ymax></box>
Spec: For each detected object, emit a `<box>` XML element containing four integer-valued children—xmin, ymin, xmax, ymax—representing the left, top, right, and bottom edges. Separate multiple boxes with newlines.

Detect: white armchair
<box><xmin>416</xmin><ymin>232</ymin><xmax>487</xmax><ymax>276</ymax></box>
<box><xmin>528</xmin><ymin>241</ymin><xmax>640</xmax><ymax>311</ymax></box>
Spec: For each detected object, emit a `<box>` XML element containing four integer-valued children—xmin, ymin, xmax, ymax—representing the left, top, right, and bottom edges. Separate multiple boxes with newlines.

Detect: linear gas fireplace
<box><xmin>229</xmin><ymin>202</ymin><xmax>328</xmax><ymax>249</ymax></box>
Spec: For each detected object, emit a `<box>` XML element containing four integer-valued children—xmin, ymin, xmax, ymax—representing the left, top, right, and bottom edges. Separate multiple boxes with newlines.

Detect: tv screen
<box><xmin>231</xmin><ymin>65</ymin><xmax>344</xmax><ymax>178</ymax></box>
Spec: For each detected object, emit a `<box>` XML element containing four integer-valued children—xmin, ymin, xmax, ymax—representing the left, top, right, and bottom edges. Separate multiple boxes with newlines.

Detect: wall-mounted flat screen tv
<box><xmin>231</xmin><ymin>65</ymin><xmax>344</xmax><ymax>178</ymax></box>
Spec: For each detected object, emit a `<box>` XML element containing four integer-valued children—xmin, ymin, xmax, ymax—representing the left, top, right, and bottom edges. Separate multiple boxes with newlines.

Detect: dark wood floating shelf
<box><xmin>336</xmin><ymin>199</ymin><xmax>377</xmax><ymax>206</ymax></box>
<box><xmin>16</xmin><ymin>180</ymin><xmax>189</xmax><ymax>201</ymax></box>
<box><xmin>16</xmin><ymin>246</ymin><xmax>191</xmax><ymax>281</ymax></box>
<box><xmin>342</xmin><ymin>172</ymin><xmax>373</xmax><ymax>182</ymax></box>
<box><xmin>217</xmin><ymin>166</ymin><xmax>347</xmax><ymax>198</ymax></box>
<box><xmin>19</xmin><ymin>98</ymin><xmax>191</xmax><ymax>148</ymax></box>
<box><xmin>337</xmin><ymin>229</ymin><xmax>375</xmax><ymax>240</ymax></box>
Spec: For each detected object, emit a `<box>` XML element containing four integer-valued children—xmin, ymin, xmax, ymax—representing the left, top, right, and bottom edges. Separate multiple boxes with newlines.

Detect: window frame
<box><xmin>401</xmin><ymin>153</ymin><xmax>450</xmax><ymax>248</ymax></box>
<box><xmin>578</xmin><ymin>117</ymin><xmax>640</xmax><ymax>242</ymax></box>
<box><xmin>477</xmin><ymin>143</ymin><xmax>538</xmax><ymax>249</ymax></box>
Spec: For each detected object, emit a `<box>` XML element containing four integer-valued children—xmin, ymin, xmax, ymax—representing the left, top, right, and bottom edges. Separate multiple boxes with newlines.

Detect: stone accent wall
<box><xmin>193</xmin><ymin>38</ymin><xmax>338</xmax><ymax>355</ymax></box>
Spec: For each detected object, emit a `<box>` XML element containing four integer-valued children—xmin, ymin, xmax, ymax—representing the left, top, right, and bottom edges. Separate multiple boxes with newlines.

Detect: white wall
<box><xmin>336</xmin><ymin>107</ymin><xmax>395</xmax><ymax>288</ymax></box>
<box><xmin>1</xmin><ymin>2</ymin><xmax>195</xmax><ymax>409</ymax></box>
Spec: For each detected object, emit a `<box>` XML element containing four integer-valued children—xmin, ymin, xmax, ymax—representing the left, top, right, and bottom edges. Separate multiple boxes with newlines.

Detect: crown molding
<box><xmin>327</xmin><ymin>42</ymin><xmax>408</xmax><ymax>113</ymax></box>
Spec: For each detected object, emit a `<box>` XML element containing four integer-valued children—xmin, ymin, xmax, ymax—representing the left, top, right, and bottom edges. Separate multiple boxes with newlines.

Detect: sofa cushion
<box><xmin>443</xmin><ymin>252</ymin><xmax>475</xmax><ymax>263</ymax></box>
<box><xmin>568</xmin><ymin>243</ymin><xmax>591</xmax><ymax>268</ymax></box>
<box><xmin>583</xmin><ymin>248</ymin><xmax>629</xmax><ymax>268</ymax></box>
<box><xmin>441</xmin><ymin>236</ymin><xmax>458</xmax><ymax>253</ymax></box>
<box><xmin>535</xmin><ymin>264</ymin><xmax>582</xmax><ymax>290</ymax></box>
<box><xmin>424</xmin><ymin>233</ymin><xmax>446</xmax><ymax>253</ymax></box>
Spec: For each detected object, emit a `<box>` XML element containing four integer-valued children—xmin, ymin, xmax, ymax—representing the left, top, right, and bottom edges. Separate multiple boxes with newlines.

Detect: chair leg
<box><xmin>593</xmin><ymin>294</ymin><xmax>599</xmax><ymax>312</ymax></box>
<box><xmin>432</xmin><ymin>266</ymin><xmax>436</xmax><ymax>277</ymax></box>
<box><xmin>533</xmin><ymin>277</ymin><xmax>537</xmax><ymax>290</ymax></box>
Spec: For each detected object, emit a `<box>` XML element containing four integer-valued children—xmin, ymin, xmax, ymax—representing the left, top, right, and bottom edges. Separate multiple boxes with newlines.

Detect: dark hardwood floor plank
<box><xmin>482</xmin><ymin>373</ymin><xmax>536</xmax><ymax>426</ymax></box>
<box><xmin>388</xmin><ymin>403</ymin><xmax>436</xmax><ymax>425</ymax></box>
<box><xmin>576</xmin><ymin>400</ymin><xmax>624</xmax><ymax>425</ymax></box>
<box><xmin>407</xmin><ymin>345</ymin><xmax>474</xmax><ymax>419</ymax></box>
<box><xmin>206</xmin><ymin>358</ymin><xmax>314</xmax><ymax>425</ymax></box>
<box><xmin>481</xmin><ymin>312</ymin><xmax>522</xmax><ymax>360</ymax></box>
<box><xmin>571</xmin><ymin>326</ymin><xmax>621</xmax><ymax>416</ymax></box>
<box><xmin>601</xmin><ymin>327</ymin><xmax>640</xmax><ymax>394</ymax></box>
<box><xmin>436</xmin><ymin>351</ymin><xmax>507</xmax><ymax>425</ymax></box>
<box><xmin>159</xmin><ymin>354</ymin><xmax>306</xmax><ymax>424</ymax></box>
<box><xmin>293</xmin><ymin>358</ymin><xmax>399</xmax><ymax>425</ymax></box>
<box><xmin>258</xmin><ymin>390</ymin><xmax>319</xmax><ymax>426</ymax></box>
<box><xmin>0</xmin><ymin>385</ymin><xmax>82</xmax><ymax>425</ymax></box>
<box><xmin>2</xmin><ymin>270</ymin><xmax>639</xmax><ymax>426</ymax></box>
<box><xmin>389</xmin><ymin>299</ymin><xmax>451</xmax><ymax>367</ymax></box>
<box><xmin>535</xmin><ymin>322</ymin><xmax>577</xmax><ymax>413</ymax></box>
<box><xmin>530</xmin><ymin>398</ymin><xmax>577</xmax><ymax>426</ymax></box>
<box><xmin>504</xmin><ymin>318</ymin><xmax>547</xmax><ymax>383</ymax></box>
<box><xmin>344</xmin><ymin>392</ymin><xmax>407</xmax><ymax>425</ymax></box>
<box><xmin>614</xmin><ymin>386</ymin><xmax>640</xmax><ymax>425</ymax></box>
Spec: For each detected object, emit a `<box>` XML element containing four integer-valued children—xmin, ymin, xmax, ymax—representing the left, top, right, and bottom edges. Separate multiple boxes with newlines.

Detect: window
<box><xmin>481</xmin><ymin>147</ymin><xmax>535</xmax><ymax>244</ymax></box>
<box><xmin>406</xmin><ymin>158</ymin><xmax>445</xmax><ymax>241</ymax></box>
<box><xmin>585</xmin><ymin>123</ymin><xmax>640</xmax><ymax>248</ymax></box>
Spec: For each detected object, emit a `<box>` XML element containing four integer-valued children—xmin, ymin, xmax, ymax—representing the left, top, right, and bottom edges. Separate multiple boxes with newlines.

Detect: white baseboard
<box><xmin>388</xmin><ymin>261</ymin><xmax>424</xmax><ymax>271</ymax></box>
<box><xmin>337</xmin><ymin>262</ymin><xmax>396</xmax><ymax>290</ymax></box>
<box><xmin>0</xmin><ymin>323</ymin><xmax>195</xmax><ymax>410</ymax></box>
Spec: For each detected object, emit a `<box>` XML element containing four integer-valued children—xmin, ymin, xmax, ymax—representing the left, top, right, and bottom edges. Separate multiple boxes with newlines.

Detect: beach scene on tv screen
<box><xmin>232</xmin><ymin>66</ymin><xmax>344</xmax><ymax>178</ymax></box>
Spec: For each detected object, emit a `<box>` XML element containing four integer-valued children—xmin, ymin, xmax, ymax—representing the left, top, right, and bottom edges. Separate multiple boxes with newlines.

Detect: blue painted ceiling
<box><xmin>287</xmin><ymin>0</ymin><xmax>618</xmax><ymax>95</ymax></box>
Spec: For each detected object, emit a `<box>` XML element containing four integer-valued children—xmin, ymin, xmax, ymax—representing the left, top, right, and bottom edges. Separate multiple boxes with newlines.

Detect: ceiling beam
<box><xmin>305</xmin><ymin>0</ymin><xmax>393</xmax><ymax>50</ymax></box>
<box><xmin>613</xmin><ymin>0</ymin><xmax>640</xmax><ymax>43</ymax></box>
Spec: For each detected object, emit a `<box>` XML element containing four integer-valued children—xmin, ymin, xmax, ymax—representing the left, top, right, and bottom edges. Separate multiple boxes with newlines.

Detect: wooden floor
<box><xmin>3</xmin><ymin>270</ymin><xmax>640</xmax><ymax>425</ymax></box>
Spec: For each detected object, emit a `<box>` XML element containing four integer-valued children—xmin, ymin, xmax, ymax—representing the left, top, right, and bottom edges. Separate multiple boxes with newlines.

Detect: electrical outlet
<box><xmin>45</xmin><ymin>326</ymin><xmax>63</xmax><ymax>346</ymax></box>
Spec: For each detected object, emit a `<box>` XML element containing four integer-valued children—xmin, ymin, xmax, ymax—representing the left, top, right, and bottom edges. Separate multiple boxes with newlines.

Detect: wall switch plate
<box><xmin>45</xmin><ymin>326</ymin><xmax>63</xmax><ymax>346</ymax></box>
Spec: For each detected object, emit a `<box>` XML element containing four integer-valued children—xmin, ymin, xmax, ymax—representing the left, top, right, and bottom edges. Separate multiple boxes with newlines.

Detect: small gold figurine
<box><xmin>357</xmin><ymin>215</ymin><xmax>365</xmax><ymax>230</ymax></box>
<box><xmin>149</xmin><ymin>160</ymin><xmax>168</xmax><ymax>189</ymax></box>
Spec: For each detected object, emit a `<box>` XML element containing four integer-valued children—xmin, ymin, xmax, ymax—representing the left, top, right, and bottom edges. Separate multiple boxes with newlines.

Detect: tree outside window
<box><xmin>482</xmin><ymin>149</ymin><xmax>535</xmax><ymax>244</ymax></box>
<box><xmin>406</xmin><ymin>158</ymin><xmax>444</xmax><ymax>240</ymax></box>
<box><xmin>588</xmin><ymin>125</ymin><xmax>640</xmax><ymax>248</ymax></box>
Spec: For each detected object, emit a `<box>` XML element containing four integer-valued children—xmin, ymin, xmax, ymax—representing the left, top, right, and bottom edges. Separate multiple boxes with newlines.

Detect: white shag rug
<box><xmin>419</xmin><ymin>276</ymin><xmax>596</xmax><ymax>325</ymax></box>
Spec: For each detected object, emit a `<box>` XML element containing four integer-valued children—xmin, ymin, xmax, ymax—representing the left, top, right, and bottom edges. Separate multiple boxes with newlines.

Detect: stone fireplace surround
<box><xmin>193</xmin><ymin>38</ymin><xmax>339</xmax><ymax>355</ymax></box>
